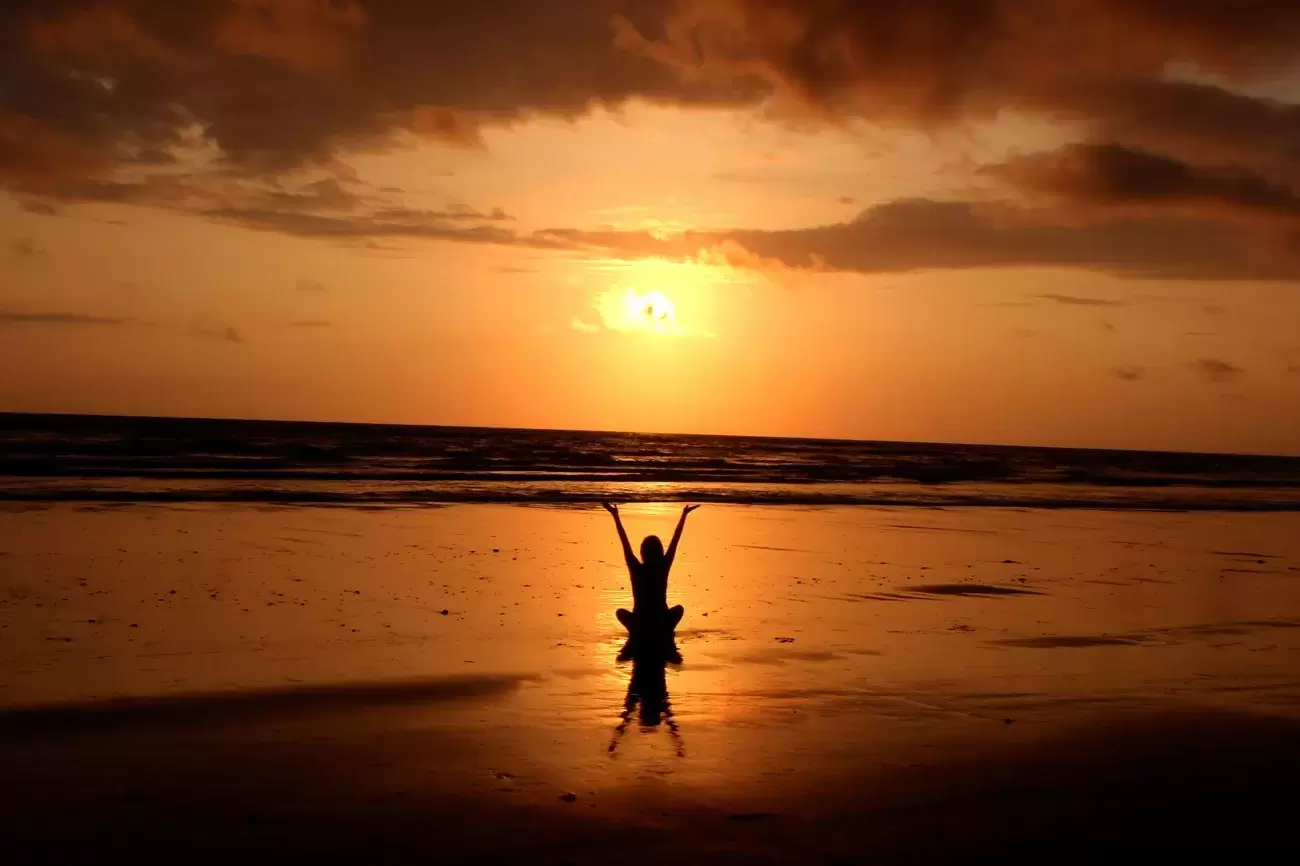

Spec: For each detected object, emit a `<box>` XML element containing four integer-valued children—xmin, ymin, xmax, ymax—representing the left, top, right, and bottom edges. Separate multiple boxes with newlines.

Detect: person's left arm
<box><xmin>664</xmin><ymin>504</ymin><xmax>700</xmax><ymax>572</ymax></box>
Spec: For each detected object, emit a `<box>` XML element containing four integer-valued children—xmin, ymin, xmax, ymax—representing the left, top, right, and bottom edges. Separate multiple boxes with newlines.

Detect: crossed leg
<box><xmin>617</xmin><ymin>605</ymin><xmax>685</xmax><ymax>632</ymax></box>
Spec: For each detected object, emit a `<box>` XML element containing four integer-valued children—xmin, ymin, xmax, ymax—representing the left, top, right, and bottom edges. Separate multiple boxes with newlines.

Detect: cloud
<box><xmin>626</xmin><ymin>1</ymin><xmax>1300</xmax><ymax>128</ymax></box>
<box><xmin>1054</xmin><ymin>78</ymin><xmax>1300</xmax><ymax>180</ymax></box>
<box><xmin>1113</xmin><ymin>365</ymin><xmax>1146</xmax><ymax>382</ymax></box>
<box><xmin>615</xmin><ymin>1</ymin><xmax>1300</xmax><ymax>273</ymax></box>
<box><xmin>212</xmin><ymin>0</ymin><xmax>367</xmax><ymax>77</ymax></box>
<box><xmin>9</xmin><ymin>237</ymin><xmax>42</xmax><ymax>257</ymax></box>
<box><xmin>50</xmin><ymin>183</ymin><xmax>1273</xmax><ymax>281</ymax></box>
<box><xmin>2</xmin><ymin>0</ymin><xmax>1300</xmax><ymax>283</ymax></box>
<box><xmin>296</xmin><ymin>278</ymin><xmax>327</xmax><ymax>293</ymax></box>
<box><xmin>0</xmin><ymin>310</ymin><xmax>130</xmax><ymax>325</ymax></box>
<box><xmin>205</xmin><ymin>206</ymin><xmax>535</xmax><ymax>244</ymax></box>
<box><xmin>1039</xmin><ymin>293</ymin><xmax>1125</xmax><ymax>307</ymax></box>
<box><xmin>571</xmin><ymin>316</ymin><xmax>600</xmax><ymax>334</ymax></box>
<box><xmin>545</xmin><ymin>199</ymin><xmax>1300</xmax><ymax>281</ymax></box>
<box><xmin>27</xmin><ymin>162</ymin><xmax>523</xmax><ymax>246</ymax></box>
<box><xmin>194</xmin><ymin>323</ymin><xmax>244</xmax><ymax>344</ymax></box>
<box><xmin>0</xmin><ymin>0</ymin><xmax>705</xmax><ymax>190</ymax></box>
<box><xmin>1188</xmin><ymin>358</ymin><xmax>1244</xmax><ymax>383</ymax></box>
<box><xmin>18</xmin><ymin>199</ymin><xmax>59</xmax><ymax>215</ymax></box>
<box><xmin>288</xmin><ymin>319</ymin><xmax>330</xmax><ymax>327</ymax></box>
<box><xmin>987</xmin><ymin>143</ymin><xmax>1300</xmax><ymax>222</ymax></box>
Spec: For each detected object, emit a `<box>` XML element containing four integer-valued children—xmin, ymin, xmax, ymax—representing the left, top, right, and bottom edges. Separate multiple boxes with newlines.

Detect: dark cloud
<box><xmin>204</xmin><ymin>206</ymin><xmax>547</xmax><ymax>245</ymax></box>
<box><xmin>193</xmin><ymin>323</ymin><xmax>244</xmax><ymax>344</ymax></box>
<box><xmin>547</xmin><ymin>198</ymin><xmax>1300</xmax><ymax>281</ymax></box>
<box><xmin>1055</xmin><ymin>78</ymin><xmax>1300</xmax><ymax>182</ymax></box>
<box><xmin>1114</xmin><ymin>366</ymin><xmax>1146</xmax><ymax>382</ymax></box>
<box><xmin>0</xmin><ymin>0</ymin><xmax>1298</xmax><ymax>283</ymax></box>
<box><xmin>0</xmin><ymin>310</ymin><xmax>130</xmax><ymax>325</ymax></box>
<box><xmin>621</xmin><ymin>1</ymin><xmax>1300</xmax><ymax>273</ymax></box>
<box><xmin>296</xmin><ymin>278</ymin><xmax>327</xmax><ymax>293</ymax></box>
<box><xmin>10</xmin><ymin>237</ymin><xmax>43</xmax><ymax>256</ymax></box>
<box><xmin>629</xmin><ymin>1</ymin><xmax>1300</xmax><ymax>127</ymax></box>
<box><xmin>1039</xmin><ymin>293</ymin><xmax>1126</xmax><ymax>307</ymax></box>
<box><xmin>1188</xmin><ymin>358</ymin><xmax>1244</xmax><ymax>383</ymax></box>
<box><xmin>3</xmin><ymin>1</ymin><xmax>1294</xmax><ymax>184</ymax></box>
<box><xmin>987</xmin><ymin>143</ymin><xmax>1300</xmax><ymax>221</ymax></box>
<box><xmin>0</xmin><ymin>0</ymin><xmax>712</xmax><ymax>190</ymax></box>
<box><xmin>34</xmin><ymin>166</ymin><xmax>524</xmax><ymax>246</ymax></box>
<box><xmin>289</xmin><ymin>319</ymin><xmax>330</xmax><ymax>328</ymax></box>
<box><xmin>19</xmin><ymin>199</ymin><xmax>60</xmax><ymax>215</ymax></box>
<box><xmin>837</xmin><ymin>196</ymin><xmax>856</xmax><ymax>205</ymax></box>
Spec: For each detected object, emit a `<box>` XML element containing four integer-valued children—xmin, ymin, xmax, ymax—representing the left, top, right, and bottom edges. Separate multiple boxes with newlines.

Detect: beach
<box><xmin>3</xmin><ymin>501</ymin><xmax>1298</xmax><ymax>862</ymax></box>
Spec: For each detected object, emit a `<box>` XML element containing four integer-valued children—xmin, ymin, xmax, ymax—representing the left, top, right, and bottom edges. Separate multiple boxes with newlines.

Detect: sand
<box><xmin>2</xmin><ymin>502</ymin><xmax>1299</xmax><ymax>862</ymax></box>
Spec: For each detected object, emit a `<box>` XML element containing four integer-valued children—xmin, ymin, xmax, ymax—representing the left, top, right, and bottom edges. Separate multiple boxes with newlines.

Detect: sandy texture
<box><xmin>2</xmin><ymin>503</ymin><xmax>1299</xmax><ymax>862</ymax></box>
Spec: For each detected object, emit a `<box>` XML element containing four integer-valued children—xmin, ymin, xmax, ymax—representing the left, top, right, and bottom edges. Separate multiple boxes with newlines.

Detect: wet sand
<box><xmin>2</xmin><ymin>503</ymin><xmax>1299</xmax><ymax>862</ymax></box>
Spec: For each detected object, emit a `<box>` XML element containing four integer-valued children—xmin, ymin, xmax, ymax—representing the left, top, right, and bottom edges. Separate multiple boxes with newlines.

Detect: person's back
<box><xmin>603</xmin><ymin>503</ymin><xmax>698</xmax><ymax>633</ymax></box>
<box><xmin>631</xmin><ymin>560</ymin><xmax>669</xmax><ymax>614</ymax></box>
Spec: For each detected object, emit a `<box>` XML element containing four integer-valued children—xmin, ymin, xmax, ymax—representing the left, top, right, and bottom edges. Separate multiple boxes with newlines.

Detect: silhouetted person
<box><xmin>602</xmin><ymin>502</ymin><xmax>698</xmax><ymax>638</ymax></box>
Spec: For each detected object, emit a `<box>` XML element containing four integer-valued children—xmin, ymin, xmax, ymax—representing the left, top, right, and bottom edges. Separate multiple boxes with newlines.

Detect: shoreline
<box><xmin>6</xmin><ymin>483</ymin><xmax>1300</xmax><ymax>510</ymax></box>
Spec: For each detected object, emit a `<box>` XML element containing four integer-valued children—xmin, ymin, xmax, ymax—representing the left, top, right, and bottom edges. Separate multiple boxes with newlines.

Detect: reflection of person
<box><xmin>602</xmin><ymin>502</ymin><xmax>698</xmax><ymax>635</ymax></box>
<box><xmin>608</xmin><ymin>651</ymin><xmax>685</xmax><ymax>757</ymax></box>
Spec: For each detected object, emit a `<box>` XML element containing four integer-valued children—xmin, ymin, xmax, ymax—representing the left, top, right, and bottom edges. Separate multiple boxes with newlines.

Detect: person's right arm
<box><xmin>602</xmin><ymin>502</ymin><xmax>638</xmax><ymax>572</ymax></box>
<box><xmin>664</xmin><ymin>504</ymin><xmax>699</xmax><ymax>572</ymax></box>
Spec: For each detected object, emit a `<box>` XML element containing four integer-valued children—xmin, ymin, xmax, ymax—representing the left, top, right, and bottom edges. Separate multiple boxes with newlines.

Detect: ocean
<box><xmin>3</xmin><ymin>412</ymin><xmax>1299</xmax><ymax>510</ymax></box>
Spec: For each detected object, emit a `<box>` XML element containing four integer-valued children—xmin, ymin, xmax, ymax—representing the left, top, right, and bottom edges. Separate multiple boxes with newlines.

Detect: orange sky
<box><xmin>3</xmin><ymin>1</ymin><xmax>1300</xmax><ymax>454</ymax></box>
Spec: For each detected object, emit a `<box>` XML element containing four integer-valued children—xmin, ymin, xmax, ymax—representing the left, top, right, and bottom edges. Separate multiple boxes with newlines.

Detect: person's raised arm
<box><xmin>602</xmin><ymin>502</ymin><xmax>638</xmax><ymax>572</ymax></box>
<box><xmin>664</xmin><ymin>504</ymin><xmax>700</xmax><ymax>571</ymax></box>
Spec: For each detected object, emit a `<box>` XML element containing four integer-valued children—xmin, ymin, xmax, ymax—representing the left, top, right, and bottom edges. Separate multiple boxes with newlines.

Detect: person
<box><xmin>602</xmin><ymin>502</ymin><xmax>699</xmax><ymax>636</ymax></box>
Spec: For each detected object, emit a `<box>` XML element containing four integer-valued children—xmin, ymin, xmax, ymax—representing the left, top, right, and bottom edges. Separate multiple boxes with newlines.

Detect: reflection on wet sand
<box><xmin>609</xmin><ymin>641</ymin><xmax>684</xmax><ymax>758</ymax></box>
<box><xmin>4</xmin><ymin>503</ymin><xmax>1300</xmax><ymax>861</ymax></box>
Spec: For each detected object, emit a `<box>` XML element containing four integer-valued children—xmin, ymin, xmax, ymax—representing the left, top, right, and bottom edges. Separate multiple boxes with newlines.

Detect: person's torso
<box><xmin>631</xmin><ymin>563</ymin><xmax>668</xmax><ymax>611</ymax></box>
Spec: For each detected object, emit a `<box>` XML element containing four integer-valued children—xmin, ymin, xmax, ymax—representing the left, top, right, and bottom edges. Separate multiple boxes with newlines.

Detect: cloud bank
<box><xmin>3</xmin><ymin>1</ymin><xmax>1300</xmax><ymax>280</ymax></box>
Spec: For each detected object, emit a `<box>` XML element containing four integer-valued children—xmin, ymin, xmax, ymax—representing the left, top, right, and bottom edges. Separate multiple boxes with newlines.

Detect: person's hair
<box><xmin>641</xmin><ymin>534</ymin><xmax>664</xmax><ymax>562</ymax></box>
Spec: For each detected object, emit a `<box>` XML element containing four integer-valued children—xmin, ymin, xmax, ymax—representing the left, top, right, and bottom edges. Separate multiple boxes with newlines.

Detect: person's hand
<box><xmin>683</xmin><ymin>504</ymin><xmax>701</xmax><ymax>515</ymax></box>
<box><xmin>602</xmin><ymin>501</ymin><xmax>619</xmax><ymax>515</ymax></box>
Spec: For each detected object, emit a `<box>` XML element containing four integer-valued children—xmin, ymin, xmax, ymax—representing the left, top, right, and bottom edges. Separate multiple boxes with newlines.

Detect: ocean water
<box><xmin>2</xmin><ymin>412</ymin><xmax>1300</xmax><ymax>510</ymax></box>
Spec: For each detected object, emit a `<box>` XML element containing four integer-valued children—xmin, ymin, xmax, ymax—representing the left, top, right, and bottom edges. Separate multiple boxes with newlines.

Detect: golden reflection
<box><xmin>608</xmin><ymin>641</ymin><xmax>685</xmax><ymax>758</ymax></box>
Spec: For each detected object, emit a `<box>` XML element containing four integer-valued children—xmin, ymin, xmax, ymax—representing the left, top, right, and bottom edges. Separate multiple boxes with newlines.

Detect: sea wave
<box><xmin>4</xmin><ymin>413</ymin><xmax>1300</xmax><ymax>511</ymax></box>
<box><xmin>3</xmin><ymin>478</ymin><xmax>1300</xmax><ymax>511</ymax></box>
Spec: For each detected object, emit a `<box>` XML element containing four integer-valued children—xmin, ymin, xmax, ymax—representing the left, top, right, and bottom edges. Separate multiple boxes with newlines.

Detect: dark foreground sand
<box><xmin>2</xmin><ymin>503</ymin><xmax>1298</xmax><ymax>862</ymax></box>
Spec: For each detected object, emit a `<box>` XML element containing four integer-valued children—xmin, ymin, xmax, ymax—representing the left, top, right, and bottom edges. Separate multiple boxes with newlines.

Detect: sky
<box><xmin>2</xmin><ymin>0</ymin><xmax>1300</xmax><ymax>454</ymax></box>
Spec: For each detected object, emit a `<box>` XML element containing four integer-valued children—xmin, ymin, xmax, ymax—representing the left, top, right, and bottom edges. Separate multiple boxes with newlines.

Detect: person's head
<box><xmin>640</xmin><ymin>535</ymin><xmax>664</xmax><ymax>563</ymax></box>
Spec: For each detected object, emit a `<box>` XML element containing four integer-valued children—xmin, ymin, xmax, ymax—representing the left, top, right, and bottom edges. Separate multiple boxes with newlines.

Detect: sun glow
<box><xmin>579</xmin><ymin>286</ymin><xmax>689</xmax><ymax>336</ymax></box>
<box><xmin>572</xmin><ymin>258</ymin><xmax>725</xmax><ymax>339</ymax></box>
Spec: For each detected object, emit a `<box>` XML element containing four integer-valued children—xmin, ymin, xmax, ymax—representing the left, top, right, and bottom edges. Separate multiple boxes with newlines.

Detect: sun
<box><xmin>590</xmin><ymin>286</ymin><xmax>686</xmax><ymax>336</ymax></box>
<box><xmin>629</xmin><ymin>290</ymin><xmax>677</xmax><ymax>330</ymax></box>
